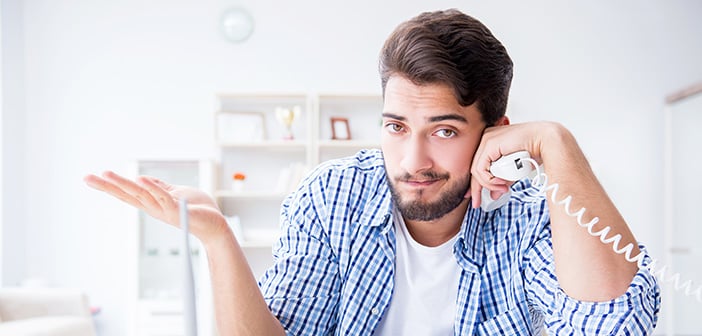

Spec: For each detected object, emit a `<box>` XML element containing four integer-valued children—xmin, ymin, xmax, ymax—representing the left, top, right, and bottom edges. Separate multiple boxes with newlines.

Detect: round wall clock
<box><xmin>220</xmin><ymin>7</ymin><xmax>255</xmax><ymax>43</ymax></box>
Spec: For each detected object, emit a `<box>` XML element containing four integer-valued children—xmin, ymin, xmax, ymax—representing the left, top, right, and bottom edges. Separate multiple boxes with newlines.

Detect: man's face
<box><xmin>381</xmin><ymin>75</ymin><xmax>486</xmax><ymax>222</ymax></box>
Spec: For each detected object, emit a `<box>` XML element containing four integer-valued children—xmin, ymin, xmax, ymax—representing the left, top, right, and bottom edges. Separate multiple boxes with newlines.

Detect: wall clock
<box><xmin>220</xmin><ymin>7</ymin><xmax>255</xmax><ymax>43</ymax></box>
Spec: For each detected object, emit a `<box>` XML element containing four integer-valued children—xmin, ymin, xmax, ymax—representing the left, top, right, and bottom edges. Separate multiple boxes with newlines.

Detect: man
<box><xmin>85</xmin><ymin>9</ymin><xmax>659</xmax><ymax>335</ymax></box>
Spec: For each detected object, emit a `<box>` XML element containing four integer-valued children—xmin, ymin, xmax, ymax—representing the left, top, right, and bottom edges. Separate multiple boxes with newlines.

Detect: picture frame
<box><xmin>330</xmin><ymin>117</ymin><xmax>351</xmax><ymax>140</ymax></box>
<box><xmin>216</xmin><ymin>111</ymin><xmax>267</xmax><ymax>143</ymax></box>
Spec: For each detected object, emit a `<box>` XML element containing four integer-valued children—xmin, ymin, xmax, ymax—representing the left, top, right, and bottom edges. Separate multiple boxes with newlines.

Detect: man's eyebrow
<box><xmin>382</xmin><ymin>112</ymin><xmax>405</xmax><ymax>121</ymax></box>
<box><xmin>381</xmin><ymin>112</ymin><xmax>468</xmax><ymax>123</ymax></box>
<box><xmin>428</xmin><ymin>114</ymin><xmax>467</xmax><ymax>123</ymax></box>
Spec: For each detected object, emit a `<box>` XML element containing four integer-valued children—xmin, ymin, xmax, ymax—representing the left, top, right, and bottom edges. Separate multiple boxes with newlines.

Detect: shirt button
<box><xmin>371</xmin><ymin>307</ymin><xmax>380</xmax><ymax>315</ymax></box>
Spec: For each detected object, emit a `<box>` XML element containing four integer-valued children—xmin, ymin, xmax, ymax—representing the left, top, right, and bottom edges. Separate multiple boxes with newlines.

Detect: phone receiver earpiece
<box><xmin>479</xmin><ymin>151</ymin><xmax>533</xmax><ymax>212</ymax></box>
<box><xmin>480</xmin><ymin>187</ymin><xmax>512</xmax><ymax>212</ymax></box>
<box><xmin>489</xmin><ymin>151</ymin><xmax>534</xmax><ymax>181</ymax></box>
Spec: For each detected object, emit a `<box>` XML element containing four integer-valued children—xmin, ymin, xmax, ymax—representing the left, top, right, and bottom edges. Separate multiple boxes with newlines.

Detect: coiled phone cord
<box><xmin>523</xmin><ymin>157</ymin><xmax>702</xmax><ymax>302</ymax></box>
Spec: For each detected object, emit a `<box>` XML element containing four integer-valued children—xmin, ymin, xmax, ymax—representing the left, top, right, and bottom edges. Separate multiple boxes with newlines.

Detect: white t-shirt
<box><xmin>374</xmin><ymin>210</ymin><xmax>461</xmax><ymax>335</ymax></box>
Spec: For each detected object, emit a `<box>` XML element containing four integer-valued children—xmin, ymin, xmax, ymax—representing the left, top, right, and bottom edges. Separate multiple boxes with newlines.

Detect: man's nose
<box><xmin>400</xmin><ymin>136</ymin><xmax>433</xmax><ymax>175</ymax></box>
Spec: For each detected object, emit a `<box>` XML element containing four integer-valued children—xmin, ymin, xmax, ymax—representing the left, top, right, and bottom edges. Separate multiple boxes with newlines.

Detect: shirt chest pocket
<box><xmin>476</xmin><ymin>306</ymin><xmax>537</xmax><ymax>336</ymax></box>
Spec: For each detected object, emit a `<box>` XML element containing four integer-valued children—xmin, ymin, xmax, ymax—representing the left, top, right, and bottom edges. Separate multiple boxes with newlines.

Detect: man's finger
<box><xmin>84</xmin><ymin>173</ymin><xmax>145</xmax><ymax>210</ymax></box>
<box><xmin>137</xmin><ymin>176</ymin><xmax>176</xmax><ymax>211</ymax></box>
<box><xmin>102</xmin><ymin>171</ymin><xmax>161</xmax><ymax>211</ymax></box>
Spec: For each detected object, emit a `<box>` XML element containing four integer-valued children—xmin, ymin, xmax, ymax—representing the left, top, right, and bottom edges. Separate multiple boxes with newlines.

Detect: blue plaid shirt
<box><xmin>259</xmin><ymin>149</ymin><xmax>660</xmax><ymax>335</ymax></box>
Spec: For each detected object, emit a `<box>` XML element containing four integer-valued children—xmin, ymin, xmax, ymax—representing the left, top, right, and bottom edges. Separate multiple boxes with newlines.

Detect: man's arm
<box><xmin>538</xmin><ymin>124</ymin><xmax>639</xmax><ymax>301</ymax></box>
<box><xmin>84</xmin><ymin>172</ymin><xmax>285</xmax><ymax>335</ymax></box>
<box><xmin>202</xmin><ymin>224</ymin><xmax>285</xmax><ymax>335</ymax></box>
<box><xmin>471</xmin><ymin>122</ymin><xmax>639</xmax><ymax>301</ymax></box>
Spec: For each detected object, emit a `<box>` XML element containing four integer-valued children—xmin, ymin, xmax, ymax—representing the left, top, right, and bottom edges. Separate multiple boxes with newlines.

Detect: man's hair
<box><xmin>379</xmin><ymin>9</ymin><xmax>513</xmax><ymax>126</ymax></box>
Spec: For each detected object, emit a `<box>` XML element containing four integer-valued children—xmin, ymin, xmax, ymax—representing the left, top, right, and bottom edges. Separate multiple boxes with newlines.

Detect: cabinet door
<box><xmin>133</xmin><ymin>160</ymin><xmax>214</xmax><ymax>336</ymax></box>
<box><xmin>137</xmin><ymin>161</ymin><xmax>203</xmax><ymax>301</ymax></box>
<box><xmin>667</xmin><ymin>92</ymin><xmax>702</xmax><ymax>335</ymax></box>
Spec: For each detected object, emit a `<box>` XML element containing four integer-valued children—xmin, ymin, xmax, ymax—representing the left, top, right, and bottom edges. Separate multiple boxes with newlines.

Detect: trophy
<box><xmin>275</xmin><ymin>105</ymin><xmax>301</xmax><ymax>140</ymax></box>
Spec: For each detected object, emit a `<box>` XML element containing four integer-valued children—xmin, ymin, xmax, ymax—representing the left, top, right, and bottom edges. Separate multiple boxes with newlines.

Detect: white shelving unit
<box><xmin>214</xmin><ymin>93</ymin><xmax>383</xmax><ymax>279</ymax></box>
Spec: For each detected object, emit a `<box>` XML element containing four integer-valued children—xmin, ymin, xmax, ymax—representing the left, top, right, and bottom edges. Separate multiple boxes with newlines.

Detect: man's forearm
<box><xmin>203</xmin><ymin>224</ymin><xmax>285</xmax><ymax>335</ymax></box>
<box><xmin>541</xmin><ymin>124</ymin><xmax>639</xmax><ymax>301</ymax></box>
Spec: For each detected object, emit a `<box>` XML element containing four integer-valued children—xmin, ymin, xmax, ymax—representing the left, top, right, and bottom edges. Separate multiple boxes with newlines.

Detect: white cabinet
<box><xmin>663</xmin><ymin>85</ymin><xmax>702</xmax><ymax>336</ymax></box>
<box><xmin>128</xmin><ymin>160</ymin><xmax>215</xmax><ymax>336</ymax></box>
<box><xmin>214</xmin><ymin>93</ymin><xmax>383</xmax><ymax>279</ymax></box>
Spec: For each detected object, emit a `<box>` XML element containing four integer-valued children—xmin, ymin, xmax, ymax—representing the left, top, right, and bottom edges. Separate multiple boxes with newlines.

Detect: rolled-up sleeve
<box><xmin>525</xmin><ymin>237</ymin><xmax>661</xmax><ymax>335</ymax></box>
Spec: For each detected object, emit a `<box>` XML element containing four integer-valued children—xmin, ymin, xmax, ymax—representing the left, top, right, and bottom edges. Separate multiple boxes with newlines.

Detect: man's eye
<box><xmin>386</xmin><ymin>123</ymin><xmax>403</xmax><ymax>133</ymax></box>
<box><xmin>436</xmin><ymin>129</ymin><xmax>456</xmax><ymax>138</ymax></box>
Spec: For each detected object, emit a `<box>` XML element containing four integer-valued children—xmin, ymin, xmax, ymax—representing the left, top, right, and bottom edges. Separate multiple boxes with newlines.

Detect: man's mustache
<box><xmin>396</xmin><ymin>171</ymin><xmax>449</xmax><ymax>182</ymax></box>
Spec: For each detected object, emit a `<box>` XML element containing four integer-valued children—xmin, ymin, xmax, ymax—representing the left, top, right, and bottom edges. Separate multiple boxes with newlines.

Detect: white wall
<box><xmin>5</xmin><ymin>0</ymin><xmax>702</xmax><ymax>335</ymax></box>
<box><xmin>0</xmin><ymin>0</ymin><xmax>3</xmax><ymax>284</ymax></box>
<box><xmin>1</xmin><ymin>0</ymin><xmax>27</xmax><ymax>287</ymax></box>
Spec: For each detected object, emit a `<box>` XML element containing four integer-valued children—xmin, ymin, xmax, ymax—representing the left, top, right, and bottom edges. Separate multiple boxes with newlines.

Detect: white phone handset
<box><xmin>480</xmin><ymin>151</ymin><xmax>534</xmax><ymax>212</ymax></box>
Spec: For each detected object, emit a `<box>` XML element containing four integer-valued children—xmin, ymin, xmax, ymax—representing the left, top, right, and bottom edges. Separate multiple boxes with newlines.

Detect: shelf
<box><xmin>240</xmin><ymin>241</ymin><xmax>275</xmax><ymax>248</ymax></box>
<box><xmin>234</xmin><ymin>228</ymin><xmax>278</xmax><ymax>248</ymax></box>
<box><xmin>214</xmin><ymin>190</ymin><xmax>287</xmax><ymax>200</ymax></box>
<box><xmin>318</xmin><ymin>139</ymin><xmax>380</xmax><ymax>149</ymax></box>
<box><xmin>137</xmin><ymin>298</ymin><xmax>183</xmax><ymax>310</ymax></box>
<box><xmin>217</xmin><ymin>140</ymin><xmax>307</xmax><ymax>150</ymax></box>
<box><xmin>217</xmin><ymin>93</ymin><xmax>308</xmax><ymax>101</ymax></box>
<box><xmin>669</xmin><ymin>247</ymin><xmax>702</xmax><ymax>256</ymax></box>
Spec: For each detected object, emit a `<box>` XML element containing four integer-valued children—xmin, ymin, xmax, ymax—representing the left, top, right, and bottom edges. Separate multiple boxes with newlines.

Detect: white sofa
<box><xmin>0</xmin><ymin>287</ymin><xmax>96</xmax><ymax>336</ymax></box>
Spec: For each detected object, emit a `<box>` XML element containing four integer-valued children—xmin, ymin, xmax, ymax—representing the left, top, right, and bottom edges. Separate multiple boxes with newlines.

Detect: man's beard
<box><xmin>386</xmin><ymin>169</ymin><xmax>470</xmax><ymax>222</ymax></box>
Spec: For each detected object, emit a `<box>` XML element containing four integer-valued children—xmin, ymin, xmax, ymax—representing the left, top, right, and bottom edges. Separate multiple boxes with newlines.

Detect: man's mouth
<box><xmin>395</xmin><ymin>171</ymin><xmax>449</xmax><ymax>191</ymax></box>
<box><xmin>403</xmin><ymin>179</ymin><xmax>439</xmax><ymax>186</ymax></box>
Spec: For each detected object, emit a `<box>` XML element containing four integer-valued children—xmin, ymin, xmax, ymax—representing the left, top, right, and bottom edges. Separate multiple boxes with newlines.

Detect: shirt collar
<box><xmin>359</xmin><ymin>171</ymin><xmax>394</xmax><ymax>231</ymax></box>
<box><xmin>454</xmin><ymin>206</ymin><xmax>487</xmax><ymax>273</ymax></box>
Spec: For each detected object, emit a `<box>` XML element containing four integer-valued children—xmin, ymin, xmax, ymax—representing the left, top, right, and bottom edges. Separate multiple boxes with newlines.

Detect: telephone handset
<box><xmin>480</xmin><ymin>151</ymin><xmax>534</xmax><ymax>212</ymax></box>
<box><xmin>483</xmin><ymin>151</ymin><xmax>702</xmax><ymax>302</ymax></box>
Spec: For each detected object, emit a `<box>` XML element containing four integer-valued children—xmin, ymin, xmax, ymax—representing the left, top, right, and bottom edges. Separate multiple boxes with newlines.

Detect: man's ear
<box><xmin>496</xmin><ymin>116</ymin><xmax>510</xmax><ymax>126</ymax></box>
